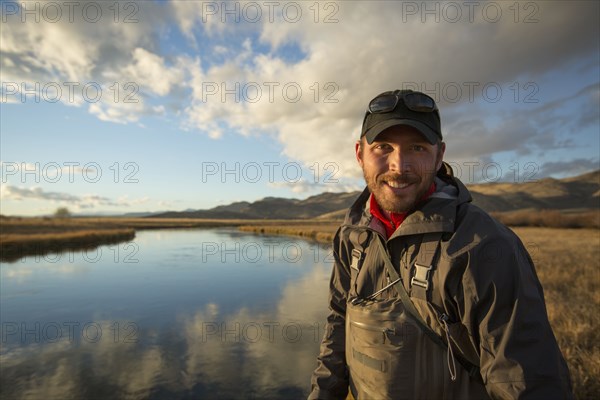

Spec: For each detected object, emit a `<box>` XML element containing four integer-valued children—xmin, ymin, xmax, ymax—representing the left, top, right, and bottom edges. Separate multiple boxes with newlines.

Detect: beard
<box><xmin>364</xmin><ymin>170</ymin><xmax>436</xmax><ymax>214</ymax></box>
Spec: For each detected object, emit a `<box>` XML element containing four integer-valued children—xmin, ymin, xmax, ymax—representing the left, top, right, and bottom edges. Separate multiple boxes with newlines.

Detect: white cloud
<box><xmin>1</xmin><ymin>185</ymin><xmax>80</xmax><ymax>202</ymax></box>
<box><xmin>0</xmin><ymin>1</ymin><xmax>179</xmax><ymax>119</ymax></box>
<box><xmin>88</xmin><ymin>98</ymin><xmax>146</xmax><ymax>124</ymax></box>
<box><xmin>2</xmin><ymin>1</ymin><xmax>598</xmax><ymax>180</ymax></box>
<box><xmin>121</xmin><ymin>48</ymin><xmax>183</xmax><ymax>96</ymax></box>
<box><xmin>176</xmin><ymin>1</ymin><xmax>599</xmax><ymax>178</ymax></box>
<box><xmin>0</xmin><ymin>185</ymin><xmax>149</xmax><ymax>211</ymax></box>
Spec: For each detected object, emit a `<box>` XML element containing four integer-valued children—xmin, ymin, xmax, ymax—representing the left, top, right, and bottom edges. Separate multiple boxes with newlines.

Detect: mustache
<box><xmin>377</xmin><ymin>173</ymin><xmax>420</xmax><ymax>185</ymax></box>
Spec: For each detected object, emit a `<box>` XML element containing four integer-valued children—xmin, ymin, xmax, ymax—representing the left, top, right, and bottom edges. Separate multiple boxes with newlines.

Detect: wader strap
<box><xmin>374</xmin><ymin>236</ymin><xmax>446</xmax><ymax>348</ymax></box>
<box><xmin>352</xmin><ymin>349</ymin><xmax>387</xmax><ymax>372</ymax></box>
<box><xmin>349</xmin><ymin>230</ymin><xmax>369</xmax><ymax>295</ymax></box>
<box><xmin>373</xmin><ymin>235</ymin><xmax>481</xmax><ymax>379</ymax></box>
<box><xmin>410</xmin><ymin>232</ymin><xmax>443</xmax><ymax>301</ymax></box>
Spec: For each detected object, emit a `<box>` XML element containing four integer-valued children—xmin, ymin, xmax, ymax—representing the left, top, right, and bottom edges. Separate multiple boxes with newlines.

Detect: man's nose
<box><xmin>388</xmin><ymin>150</ymin><xmax>411</xmax><ymax>173</ymax></box>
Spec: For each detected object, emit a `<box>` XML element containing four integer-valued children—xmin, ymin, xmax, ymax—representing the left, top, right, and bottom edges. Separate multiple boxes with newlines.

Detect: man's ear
<box><xmin>435</xmin><ymin>142</ymin><xmax>446</xmax><ymax>171</ymax></box>
<box><xmin>355</xmin><ymin>140</ymin><xmax>364</xmax><ymax>167</ymax></box>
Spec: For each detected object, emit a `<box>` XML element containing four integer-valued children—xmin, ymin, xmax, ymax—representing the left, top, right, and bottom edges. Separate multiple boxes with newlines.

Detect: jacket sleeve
<box><xmin>463</xmin><ymin>228</ymin><xmax>573</xmax><ymax>399</ymax></box>
<box><xmin>308</xmin><ymin>229</ymin><xmax>351</xmax><ymax>400</ymax></box>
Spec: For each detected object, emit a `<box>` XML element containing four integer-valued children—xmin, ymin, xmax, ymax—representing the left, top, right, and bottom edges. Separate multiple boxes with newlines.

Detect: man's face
<box><xmin>356</xmin><ymin>126</ymin><xmax>445</xmax><ymax>214</ymax></box>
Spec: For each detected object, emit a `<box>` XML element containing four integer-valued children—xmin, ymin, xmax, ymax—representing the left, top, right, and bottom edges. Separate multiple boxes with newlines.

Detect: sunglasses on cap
<box><xmin>368</xmin><ymin>91</ymin><xmax>438</xmax><ymax>114</ymax></box>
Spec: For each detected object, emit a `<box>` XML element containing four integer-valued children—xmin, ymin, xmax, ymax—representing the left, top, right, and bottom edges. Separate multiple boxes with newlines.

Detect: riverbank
<box><xmin>0</xmin><ymin>217</ymin><xmax>246</xmax><ymax>262</ymax></box>
<box><xmin>239</xmin><ymin>221</ymin><xmax>339</xmax><ymax>243</ymax></box>
<box><xmin>0</xmin><ymin>217</ymin><xmax>340</xmax><ymax>262</ymax></box>
<box><xmin>0</xmin><ymin>229</ymin><xmax>136</xmax><ymax>262</ymax></box>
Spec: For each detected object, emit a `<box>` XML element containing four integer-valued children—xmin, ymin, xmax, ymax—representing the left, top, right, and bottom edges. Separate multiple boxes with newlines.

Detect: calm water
<box><xmin>0</xmin><ymin>229</ymin><xmax>333</xmax><ymax>399</ymax></box>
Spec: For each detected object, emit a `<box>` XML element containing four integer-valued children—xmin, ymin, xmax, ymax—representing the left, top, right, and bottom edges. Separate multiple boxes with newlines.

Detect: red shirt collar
<box><xmin>369</xmin><ymin>182</ymin><xmax>436</xmax><ymax>238</ymax></box>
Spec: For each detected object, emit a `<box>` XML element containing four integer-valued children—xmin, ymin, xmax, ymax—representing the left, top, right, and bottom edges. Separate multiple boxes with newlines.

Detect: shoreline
<box><xmin>238</xmin><ymin>222</ymin><xmax>338</xmax><ymax>244</ymax></box>
<box><xmin>1</xmin><ymin>215</ymin><xmax>598</xmax><ymax>262</ymax></box>
<box><xmin>0</xmin><ymin>217</ymin><xmax>340</xmax><ymax>262</ymax></box>
<box><xmin>0</xmin><ymin>229</ymin><xmax>136</xmax><ymax>262</ymax></box>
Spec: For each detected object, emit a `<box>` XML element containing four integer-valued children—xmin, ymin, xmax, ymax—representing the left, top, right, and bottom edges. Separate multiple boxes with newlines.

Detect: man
<box><xmin>308</xmin><ymin>90</ymin><xmax>573</xmax><ymax>399</ymax></box>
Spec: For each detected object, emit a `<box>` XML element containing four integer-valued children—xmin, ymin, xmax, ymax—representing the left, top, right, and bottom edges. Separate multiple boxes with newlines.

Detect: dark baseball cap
<box><xmin>361</xmin><ymin>89</ymin><xmax>442</xmax><ymax>145</ymax></box>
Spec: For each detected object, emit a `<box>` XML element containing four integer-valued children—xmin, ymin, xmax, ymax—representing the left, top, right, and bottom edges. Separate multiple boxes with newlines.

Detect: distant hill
<box><xmin>152</xmin><ymin>191</ymin><xmax>361</xmax><ymax>219</ymax></box>
<box><xmin>151</xmin><ymin>170</ymin><xmax>599</xmax><ymax>219</ymax></box>
<box><xmin>469</xmin><ymin>170</ymin><xmax>599</xmax><ymax>212</ymax></box>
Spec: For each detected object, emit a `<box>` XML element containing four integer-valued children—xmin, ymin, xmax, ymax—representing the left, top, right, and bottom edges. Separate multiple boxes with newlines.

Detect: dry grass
<box><xmin>0</xmin><ymin>229</ymin><xmax>136</xmax><ymax>262</ymax></box>
<box><xmin>239</xmin><ymin>221</ymin><xmax>340</xmax><ymax>243</ymax></box>
<box><xmin>513</xmin><ymin>227</ymin><xmax>600</xmax><ymax>399</ymax></box>
<box><xmin>491</xmin><ymin>209</ymin><xmax>600</xmax><ymax>229</ymax></box>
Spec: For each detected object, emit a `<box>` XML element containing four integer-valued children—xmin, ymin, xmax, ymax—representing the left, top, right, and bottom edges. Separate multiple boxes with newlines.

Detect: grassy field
<box><xmin>1</xmin><ymin>217</ymin><xmax>598</xmax><ymax>398</ymax></box>
<box><xmin>239</xmin><ymin>221</ymin><xmax>339</xmax><ymax>243</ymax></box>
<box><xmin>491</xmin><ymin>209</ymin><xmax>600</xmax><ymax>229</ymax></box>
<box><xmin>513</xmin><ymin>227</ymin><xmax>599</xmax><ymax>399</ymax></box>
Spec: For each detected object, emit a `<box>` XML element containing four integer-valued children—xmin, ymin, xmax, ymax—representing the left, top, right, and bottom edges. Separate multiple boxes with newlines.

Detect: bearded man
<box><xmin>308</xmin><ymin>90</ymin><xmax>573</xmax><ymax>400</ymax></box>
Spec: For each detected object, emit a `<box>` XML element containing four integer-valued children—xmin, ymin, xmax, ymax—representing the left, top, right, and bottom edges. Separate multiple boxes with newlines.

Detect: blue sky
<box><xmin>1</xmin><ymin>0</ymin><xmax>599</xmax><ymax>216</ymax></box>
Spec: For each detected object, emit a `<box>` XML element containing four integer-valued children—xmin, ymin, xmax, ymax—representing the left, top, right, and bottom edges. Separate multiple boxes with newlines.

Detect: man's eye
<box><xmin>412</xmin><ymin>145</ymin><xmax>425</xmax><ymax>152</ymax></box>
<box><xmin>374</xmin><ymin>144</ymin><xmax>392</xmax><ymax>151</ymax></box>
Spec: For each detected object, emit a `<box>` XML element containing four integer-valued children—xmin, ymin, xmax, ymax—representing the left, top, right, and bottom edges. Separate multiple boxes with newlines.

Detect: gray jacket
<box><xmin>309</xmin><ymin>168</ymin><xmax>572</xmax><ymax>399</ymax></box>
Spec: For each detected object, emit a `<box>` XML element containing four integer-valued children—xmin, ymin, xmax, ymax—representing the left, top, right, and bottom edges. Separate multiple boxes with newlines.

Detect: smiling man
<box><xmin>308</xmin><ymin>90</ymin><xmax>573</xmax><ymax>399</ymax></box>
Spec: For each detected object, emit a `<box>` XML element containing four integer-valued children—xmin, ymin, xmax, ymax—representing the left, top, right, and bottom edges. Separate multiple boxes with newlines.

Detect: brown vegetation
<box><xmin>513</xmin><ymin>228</ymin><xmax>599</xmax><ymax>399</ymax></box>
<box><xmin>0</xmin><ymin>217</ymin><xmax>250</xmax><ymax>262</ymax></box>
<box><xmin>0</xmin><ymin>229</ymin><xmax>136</xmax><ymax>262</ymax></box>
<box><xmin>239</xmin><ymin>221</ymin><xmax>340</xmax><ymax>243</ymax></box>
<box><xmin>491</xmin><ymin>209</ymin><xmax>600</xmax><ymax>229</ymax></box>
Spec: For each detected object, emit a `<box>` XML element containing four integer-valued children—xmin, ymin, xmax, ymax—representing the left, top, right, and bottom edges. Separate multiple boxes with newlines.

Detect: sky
<box><xmin>1</xmin><ymin>0</ymin><xmax>599</xmax><ymax>216</ymax></box>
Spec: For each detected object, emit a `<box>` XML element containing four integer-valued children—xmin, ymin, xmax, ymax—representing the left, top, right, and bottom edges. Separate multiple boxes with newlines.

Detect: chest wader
<box><xmin>345</xmin><ymin>230</ymin><xmax>485</xmax><ymax>400</ymax></box>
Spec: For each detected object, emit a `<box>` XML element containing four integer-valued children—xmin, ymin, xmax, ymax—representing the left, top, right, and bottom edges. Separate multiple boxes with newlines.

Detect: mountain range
<box><xmin>151</xmin><ymin>170</ymin><xmax>599</xmax><ymax>220</ymax></box>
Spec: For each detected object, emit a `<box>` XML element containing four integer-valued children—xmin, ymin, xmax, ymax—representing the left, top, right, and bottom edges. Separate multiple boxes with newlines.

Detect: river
<box><xmin>0</xmin><ymin>229</ymin><xmax>333</xmax><ymax>399</ymax></box>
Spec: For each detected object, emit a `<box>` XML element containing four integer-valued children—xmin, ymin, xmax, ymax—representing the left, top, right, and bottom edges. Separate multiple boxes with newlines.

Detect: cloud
<box><xmin>0</xmin><ymin>1</ymin><xmax>182</xmax><ymax>118</ymax></box>
<box><xmin>537</xmin><ymin>159</ymin><xmax>600</xmax><ymax>179</ymax></box>
<box><xmin>176</xmin><ymin>1</ymin><xmax>599</xmax><ymax>178</ymax></box>
<box><xmin>530</xmin><ymin>82</ymin><xmax>600</xmax><ymax>134</ymax></box>
<box><xmin>1</xmin><ymin>185</ymin><xmax>81</xmax><ymax>202</ymax></box>
<box><xmin>0</xmin><ymin>185</ymin><xmax>148</xmax><ymax>210</ymax></box>
<box><xmin>2</xmin><ymin>1</ymin><xmax>598</xmax><ymax>179</ymax></box>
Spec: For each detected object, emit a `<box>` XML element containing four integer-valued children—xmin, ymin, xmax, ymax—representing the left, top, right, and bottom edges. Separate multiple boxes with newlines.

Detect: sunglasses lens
<box><xmin>369</xmin><ymin>95</ymin><xmax>398</xmax><ymax>113</ymax></box>
<box><xmin>404</xmin><ymin>93</ymin><xmax>437</xmax><ymax>111</ymax></box>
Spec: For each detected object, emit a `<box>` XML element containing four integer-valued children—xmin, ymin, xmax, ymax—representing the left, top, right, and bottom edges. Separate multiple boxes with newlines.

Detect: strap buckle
<box><xmin>350</xmin><ymin>248</ymin><xmax>363</xmax><ymax>271</ymax></box>
<box><xmin>411</xmin><ymin>263</ymin><xmax>432</xmax><ymax>290</ymax></box>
